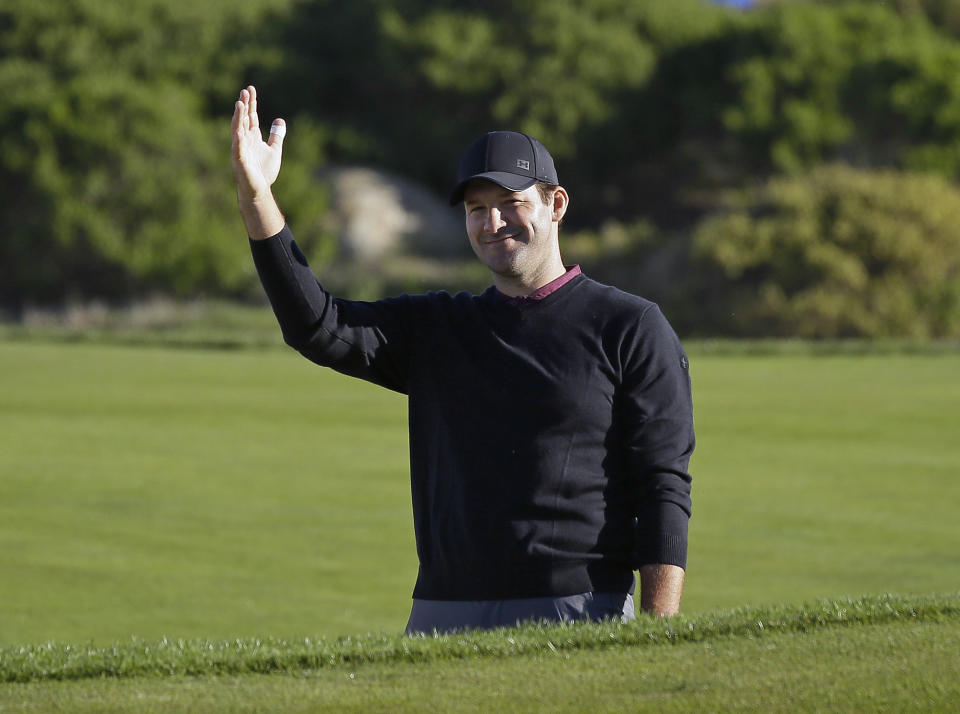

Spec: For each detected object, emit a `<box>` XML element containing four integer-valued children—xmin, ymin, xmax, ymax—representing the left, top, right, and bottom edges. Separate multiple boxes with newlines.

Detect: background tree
<box><xmin>691</xmin><ymin>164</ymin><xmax>960</xmax><ymax>338</ymax></box>
<box><xmin>0</xmin><ymin>0</ymin><xmax>331</xmax><ymax>313</ymax></box>
<box><xmin>4</xmin><ymin>0</ymin><xmax>960</xmax><ymax>337</ymax></box>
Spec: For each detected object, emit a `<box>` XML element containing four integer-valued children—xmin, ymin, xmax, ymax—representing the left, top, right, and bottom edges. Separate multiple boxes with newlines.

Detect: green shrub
<box><xmin>693</xmin><ymin>164</ymin><xmax>960</xmax><ymax>338</ymax></box>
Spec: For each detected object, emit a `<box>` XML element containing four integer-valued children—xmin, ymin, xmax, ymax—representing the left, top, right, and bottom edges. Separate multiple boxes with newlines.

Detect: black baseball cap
<box><xmin>449</xmin><ymin>131</ymin><xmax>559</xmax><ymax>205</ymax></box>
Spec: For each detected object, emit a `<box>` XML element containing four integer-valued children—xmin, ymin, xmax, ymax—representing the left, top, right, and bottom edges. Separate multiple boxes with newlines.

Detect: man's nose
<box><xmin>483</xmin><ymin>208</ymin><xmax>505</xmax><ymax>233</ymax></box>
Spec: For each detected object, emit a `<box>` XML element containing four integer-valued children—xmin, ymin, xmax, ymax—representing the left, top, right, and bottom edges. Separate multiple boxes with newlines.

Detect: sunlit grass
<box><xmin>2</xmin><ymin>593</ymin><xmax>955</xmax><ymax>684</ymax></box>
<box><xmin>1</xmin><ymin>340</ymin><xmax>958</xmax><ymax>647</ymax></box>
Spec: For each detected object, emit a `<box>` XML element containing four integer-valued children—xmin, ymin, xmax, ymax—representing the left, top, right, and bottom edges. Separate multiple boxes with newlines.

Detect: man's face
<box><xmin>462</xmin><ymin>180</ymin><xmax>562</xmax><ymax>282</ymax></box>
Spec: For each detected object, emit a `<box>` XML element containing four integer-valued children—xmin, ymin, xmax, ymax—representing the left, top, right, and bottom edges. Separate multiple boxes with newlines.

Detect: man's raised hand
<box><xmin>231</xmin><ymin>86</ymin><xmax>287</xmax><ymax>239</ymax></box>
<box><xmin>231</xmin><ymin>85</ymin><xmax>285</xmax><ymax>202</ymax></box>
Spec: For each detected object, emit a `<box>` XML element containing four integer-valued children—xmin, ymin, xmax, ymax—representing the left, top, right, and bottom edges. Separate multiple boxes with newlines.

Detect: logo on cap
<box><xmin>517</xmin><ymin>159</ymin><xmax>530</xmax><ymax>170</ymax></box>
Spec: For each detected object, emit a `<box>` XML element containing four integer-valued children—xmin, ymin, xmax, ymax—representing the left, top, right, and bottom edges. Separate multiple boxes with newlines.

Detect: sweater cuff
<box><xmin>636</xmin><ymin>533</ymin><xmax>688</xmax><ymax>570</ymax></box>
<box><xmin>248</xmin><ymin>223</ymin><xmax>291</xmax><ymax>246</ymax></box>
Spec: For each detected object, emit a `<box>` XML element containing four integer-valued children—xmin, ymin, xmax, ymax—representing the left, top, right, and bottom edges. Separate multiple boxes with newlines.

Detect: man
<box><xmin>231</xmin><ymin>86</ymin><xmax>694</xmax><ymax>634</ymax></box>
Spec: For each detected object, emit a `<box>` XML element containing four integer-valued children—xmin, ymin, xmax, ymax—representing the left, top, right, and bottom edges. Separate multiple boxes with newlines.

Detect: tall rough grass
<box><xmin>2</xmin><ymin>593</ymin><xmax>956</xmax><ymax>684</ymax></box>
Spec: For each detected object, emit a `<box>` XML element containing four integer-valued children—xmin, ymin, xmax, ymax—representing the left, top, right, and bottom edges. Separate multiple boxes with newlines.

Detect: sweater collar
<box><xmin>491</xmin><ymin>265</ymin><xmax>582</xmax><ymax>306</ymax></box>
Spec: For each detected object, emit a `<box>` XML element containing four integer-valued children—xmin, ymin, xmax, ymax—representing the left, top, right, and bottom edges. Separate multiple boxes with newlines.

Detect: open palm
<box><xmin>231</xmin><ymin>85</ymin><xmax>284</xmax><ymax>200</ymax></box>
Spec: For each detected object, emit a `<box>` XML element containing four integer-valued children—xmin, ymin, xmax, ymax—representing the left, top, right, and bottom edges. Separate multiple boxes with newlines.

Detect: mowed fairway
<box><xmin>684</xmin><ymin>348</ymin><xmax>960</xmax><ymax>613</ymax></box>
<box><xmin>0</xmin><ymin>340</ymin><xmax>416</xmax><ymax>645</ymax></box>
<box><xmin>1</xmin><ymin>340</ymin><xmax>958</xmax><ymax>648</ymax></box>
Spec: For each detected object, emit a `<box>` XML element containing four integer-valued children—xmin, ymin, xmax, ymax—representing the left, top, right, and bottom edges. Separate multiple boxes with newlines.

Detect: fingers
<box><xmin>231</xmin><ymin>100</ymin><xmax>242</xmax><ymax>138</ymax></box>
<box><xmin>248</xmin><ymin>85</ymin><xmax>259</xmax><ymax>132</ymax></box>
<box><xmin>267</xmin><ymin>119</ymin><xmax>286</xmax><ymax>148</ymax></box>
<box><xmin>233</xmin><ymin>86</ymin><xmax>278</xmax><ymax>147</ymax></box>
<box><xmin>233</xmin><ymin>88</ymin><xmax>251</xmax><ymax>140</ymax></box>
<box><xmin>233</xmin><ymin>87</ymin><xmax>255</xmax><ymax>132</ymax></box>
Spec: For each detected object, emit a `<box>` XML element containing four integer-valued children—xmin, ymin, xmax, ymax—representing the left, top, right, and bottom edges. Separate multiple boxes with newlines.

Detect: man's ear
<box><xmin>552</xmin><ymin>186</ymin><xmax>569</xmax><ymax>223</ymax></box>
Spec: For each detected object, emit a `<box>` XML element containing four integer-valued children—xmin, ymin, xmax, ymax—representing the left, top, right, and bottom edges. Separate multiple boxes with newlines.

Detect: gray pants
<box><xmin>405</xmin><ymin>592</ymin><xmax>635</xmax><ymax>635</ymax></box>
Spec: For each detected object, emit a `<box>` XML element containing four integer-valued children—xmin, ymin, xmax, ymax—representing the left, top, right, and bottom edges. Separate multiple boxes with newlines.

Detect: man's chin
<box><xmin>488</xmin><ymin>259</ymin><xmax>525</xmax><ymax>281</ymax></box>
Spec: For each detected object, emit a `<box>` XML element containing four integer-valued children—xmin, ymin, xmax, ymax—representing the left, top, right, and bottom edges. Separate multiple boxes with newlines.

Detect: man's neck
<box><xmin>493</xmin><ymin>260</ymin><xmax>568</xmax><ymax>298</ymax></box>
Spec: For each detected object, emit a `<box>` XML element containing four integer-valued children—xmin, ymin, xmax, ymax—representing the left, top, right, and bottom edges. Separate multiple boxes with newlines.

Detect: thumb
<box><xmin>267</xmin><ymin>119</ymin><xmax>286</xmax><ymax>147</ymax></box>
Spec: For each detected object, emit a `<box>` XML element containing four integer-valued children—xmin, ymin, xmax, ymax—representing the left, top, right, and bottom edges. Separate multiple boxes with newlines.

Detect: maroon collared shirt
<box><xmin>499</xmin><ymin>265</ymin><xmax>583</xmax><ymax>305</ymax></box>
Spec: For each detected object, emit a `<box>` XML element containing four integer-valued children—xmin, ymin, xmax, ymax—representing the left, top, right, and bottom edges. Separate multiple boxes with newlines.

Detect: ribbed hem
<box><xmin>636</xmin><ymin>533</ymin><xmax>688</xmax><ymax>570</ymax></box>
<box><xmin>412</xmin><ymin>559</ymin><xmax>636</xmax><ymax>601</ymax></box>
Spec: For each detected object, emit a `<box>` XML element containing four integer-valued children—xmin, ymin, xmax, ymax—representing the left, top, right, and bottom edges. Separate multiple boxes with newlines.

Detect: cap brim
<box><xmin>449</xmin><ymin>172</ymin><xmax>540</xmax><ymax>205</ymax></box>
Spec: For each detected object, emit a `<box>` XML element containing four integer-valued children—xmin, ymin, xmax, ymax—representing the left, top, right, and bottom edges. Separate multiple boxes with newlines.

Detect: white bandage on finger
<box><xmin>269</xmin><ymin>123</ymin><xmax>286</xmax><ymax>139</ymax></box>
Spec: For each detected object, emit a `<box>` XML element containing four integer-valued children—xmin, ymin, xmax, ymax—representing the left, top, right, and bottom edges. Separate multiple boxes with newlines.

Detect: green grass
<box><xmin>1</xmin><ymin>594</ymin><xmax>957</xmax><ymax>712</ymax></box>
<box><xmin>2</xmin><ymin>592</ymin><xmax>956</xmax><ymax>683</ymax></box>
<box><xmin>1</xmin><ymin>338</ymin><xmax>958</xmax><ymax>710</ymax></box>
<box><xmin>0</xmin><ymin>340</ymin><xmax>417</xmax><ymax>644</ymax></box>
<box><xmin>685</xmin><ymin>350</ymin><xmax>960</xmax><ymax>613</ymax></box>
<box><xmin>2</xmin><ymin>340</ymin><xmax>959</xmax><ymax>645</ymax></box>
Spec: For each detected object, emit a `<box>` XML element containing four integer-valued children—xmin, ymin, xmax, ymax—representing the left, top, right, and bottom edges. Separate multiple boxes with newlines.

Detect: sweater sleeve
<box><xmin>249</xmin><ymin>225</ymin><xmax>410</xmax><ymax>393</ymax></box>
<box><xmin>620</xmin><ymin>304</ymin><xmax>695</xmax><ymax>570</ymax></box>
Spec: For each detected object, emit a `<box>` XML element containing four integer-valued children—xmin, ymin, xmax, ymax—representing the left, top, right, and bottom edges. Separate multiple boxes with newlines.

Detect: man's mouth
<box><xmin>485</xmin><ymin>231</ymin><xmax>521</xmax><ymax>244</ymax></box>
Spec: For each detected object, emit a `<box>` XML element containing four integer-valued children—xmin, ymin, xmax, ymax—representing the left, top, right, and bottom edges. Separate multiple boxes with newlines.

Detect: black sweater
<box><xmin>251</xmin><ymin>226</ymin><xmax>695</xmax><ymax>600</ymax></box>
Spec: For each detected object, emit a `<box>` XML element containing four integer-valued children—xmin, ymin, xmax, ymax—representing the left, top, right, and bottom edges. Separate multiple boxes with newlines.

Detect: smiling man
<box><xmin>455</xmin><ymin>132</ymin><xmax>569</xmax><ymax>296</ymax></box>
<box><xmin>231</xmin><ymin>87</ymin><xmax>695</xmax><ymax>634</ymax></box>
